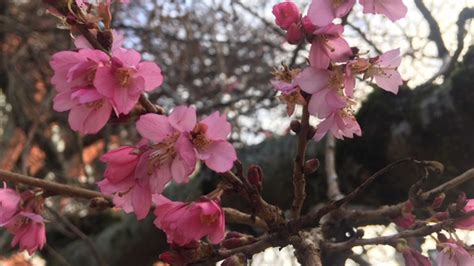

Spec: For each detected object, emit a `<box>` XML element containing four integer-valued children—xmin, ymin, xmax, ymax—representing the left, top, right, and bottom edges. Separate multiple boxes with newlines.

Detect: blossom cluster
<box><xmin>50</xmin><ymin>31</ymin><xmax>163</xmax><ymax>134</ymax></box>
<box><xmin>98</xmin><ymin>106</ymin><xmax>236</xmax><ymax>227</ymax></box>
<box><xmin>0</xmin><ymin>186</ymin><xmax>46</xmax><ymax>255</ymax></box>
<box><xmin>272</xmin><ymin>0</ymin><xmax>405</xmax><ymax>141</ymax></box>
<box><xmin>14</xmin><ymin>0</ymin><xmax>234</xmax><ymax>252</ymax></box>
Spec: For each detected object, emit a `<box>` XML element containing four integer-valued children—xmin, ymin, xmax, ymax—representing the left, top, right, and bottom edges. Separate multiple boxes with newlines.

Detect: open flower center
<box><xmin>85</xmin><ymin>99</ymin><xmax>104</xmax><ymax>110</ymax></box>
<box><xmin>147</xmin><ymin>132</ymin><xmax>180</xmax><ymax>174</ymax></box>
<box><xmin>191</xmin><ymin>123</ymin><xmax>211</xmax><ymax>149</ymax></box>
<box><xmin>331</xmin><ymin>0</ymin><xmax>347</xmax><ymax>8</ymax></box>
<box><xmin>328</xmin><ymin>67</ymin><xmax>344</xmax><ymax>90</ymax></box>
<box><xmin>115</xmin><ymin>67</ymin><xmax>134</xmax><ymax>87</ymax></box>
<box><xmin>200</xmin><ymin>213</ymin><xmax>218</xmax><ymax>225</ymax></box>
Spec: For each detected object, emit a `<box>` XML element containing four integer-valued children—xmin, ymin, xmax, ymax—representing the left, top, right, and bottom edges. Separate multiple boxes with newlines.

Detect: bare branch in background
<box><xmin>325</xmin><ymin>135</ymin><xmax>344</xmax><ymax>201</ymax></box>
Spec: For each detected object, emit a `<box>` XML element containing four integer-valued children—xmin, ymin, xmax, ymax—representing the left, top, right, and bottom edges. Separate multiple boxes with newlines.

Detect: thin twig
<box><xmin>292</xmin><ymin>105</ymin><xmax>310</xmax><ymax>218</ymax></box>
<box><xmin>47</xmin><ymin>206</ymin><xmax>108</xmax><ymax>266</ymax></box>
<box><xmin>325</xmin><ymin>210</ymin><xmax>474</xmax><ymax>252</ymax></box>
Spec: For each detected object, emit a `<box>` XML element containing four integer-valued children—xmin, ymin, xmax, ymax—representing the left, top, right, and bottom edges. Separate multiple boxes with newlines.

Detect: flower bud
<box><xmin>301</xmin><ymin>16</ymin><xmax>317</xmax><ymax>35</ymax></box>
<box><xmin>431</xmin><ymin>193</ymin><xmax>445</xmax><ymax>210</ymax></box>
<box><xmin>307</xmin><ymin>125</ymin><xmax>316</xmax><ymax>140</ymax></box>
<box><xmin>247</xmin><ymin>165</ymin><xmax>263</xmax><ymax>193</ymax></box>
<box><xmin>290</xmin><ymin>120</ymin><xmax>301</xmax><ymax>133</ymax></box>
<box><xmin>457</xmin><ymin>192</ymin><xmax>467</xmax><ymax>209</ymax></box>
<box><xmin>286</xmin><ymin>23</ymin><xmax>304</xmax><ymax>44</ymax></box>
<box><xmin>272</xmin><ymin>2</ymin><xmax>301</xmax><ymax>30</ymax></box>
<box><xmin>393</xmin><ymin>213</ymin><xmax>415</xmax><ymax>229</ymax></box>
<box><xmin>159</xmin><ymin>251</ymin><xmax>185</xmax><ymax>266</ymax></box>
<box><xmin>221</xmin><ymin>254</ymin><xmax>247</xmax><ymax>266</ymax></box>
<box><xmin>303</xmin><ymin>159</ymin><xmax>320</xmax><ymax>174</ymax></box>
<box><xmin>432</xmin><ymin>211</ymin><xmax>450</xmax><ymax>221</ymax></box>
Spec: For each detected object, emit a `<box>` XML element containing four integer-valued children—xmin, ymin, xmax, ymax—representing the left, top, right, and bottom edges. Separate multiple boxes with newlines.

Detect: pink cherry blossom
<box><xmin>94</xmin><ymin>48</ymin><xmax>163</xmax><ymax>115</ymax></box>
<box><xmin>50</xmin><ymin>49</ymin><xmax>113</xmax><ymax>134</ymax></box>
<box><xmin>8</xmin><ymin>212</ymin><xmax>46</xmax><ymax>255</ymax></box>
<box><xmin>455</xmin><ymin>199</ymin><xmax>474</xmax><ymax>230</ymax></box>
<box><xmin>190</xmin><ymin>112</ymin><xmax>237</xmax><ymax>173</ymax></box>
<box><xmin>308</xmin><ymin>23</ymin><xmax>352</xmax><ymax>69</ymax></box>
<box><xmin>313</xmin><ymin>108</ymin><xmax>361</xmax><ymax>141</ymax></box>
<box><xmin>271</xmin><ymin>79</ymin><xmax>300</xmax><ymax>96</ymax></box>
<box><xmin>272</xmin><ymin>1</ymin><xmax>301</xmax><ymax>30</ymax></box>
<box><xmin>98</xmin><ymin>177</ymin><xmax>152</xmax><ymax>220</ymax></box>
<box><xmin>366</xmin><ymin>48</ymin><xmax>403</xmax><ymax>94</ymax></box>
<box><xmin>0</xmin><ymin>187</ymin><xmax>21</xmax><ymax>226</ymax></box>
<box><xmin>296</xmin><ymin>66</ymin><xmax>347</xmax><ymax>118</ymax></box>
<box><xmin>98</xmin><ymin>144</ymin><xmax>152</xmax><ymax>219</ymax></box>
<box><xmin>437</xmin><ymin>242</ymin><xmax>474</xmax><ymax>266</ymax></box>
<box><xmin>135</xmin><ymin>106</ymin><xmax>197</xmax><ymax>194</ymax></box>
<box><xmin>359</xmin><ymin>0</ymin><xmax>408</xmax><ymax>22</ymax></box>
<box><xmin>153</xmin><ymin>195</ymin><xmax>225</xmax><ymax>246</ymax></box>
<box><xmin>308</xmin><ymin>0</ymin><xmax>356</xmax><ymax>26</ymax></box>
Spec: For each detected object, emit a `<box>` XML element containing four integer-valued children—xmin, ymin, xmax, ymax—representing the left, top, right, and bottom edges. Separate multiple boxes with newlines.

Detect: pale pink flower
<box><xmin>50</xmin><ymin>48</ymin><xmax>108</xmax><ymax>92</ymax></box>
<box><xmin>98</xmin><ymin>144</ymin><xmax>152</xmax><ymax>219</ymax></box>
<box><xmin>437</xmin><ymin>242</ymin><xmax>474</xmax><ymax>266</ymax></box>
<box><xmin>0</xmin><ymin>187</ymin><xmax>21</xmax><ymax>226</ymax></box>
<box><xmin>313</xmin><ymin>108</ymin><xmax>361</xmax><ymax>141</ymax></box>
<box><xmin>8</xmin><ymin>212</ymin><xmax>46</xmax><ymax>255</ymax></box>
<box><xmin>94</xmin><ymin>48</ymin><xmax>163</xmax><ymax>114</ymax></box>
<box><xmin>135</xmin><ymin>106</ymin><xmax>197</xmax><ymax>194</ymax></box>
<box><xmin>296</xmin><ymin>66</ymin><xmax>347</xmax><ymax>118</ymax></box>
<box><xmin>366</xmin><ymin>48</ymin><xmax>403</xmax><ymax>94</ymax></box>
<box><xmin>272</xmin><ymin>1</ymin><xmax>301</xmax><ymax>30</ymax></box>
<box><xmin>308</xmin><ymin>0</ymin><xmax>356</xmax><ymax>26</ymax></box>
<box><xmin>153</xmin><ymin>195</ymin><xmax>225</xmax><ymax>246</ymax></box>
<box><xmin>359</xmin><ymin>0</ymin><xmax>408</xmax><ymax>22</ymax></box>
<box><xmin>50</xmin><ymin>49</ymin><xmax>113</xmax><ymax>134</ymax></box>
<box><xmin>98</xmin><ymin>177</ymin><xmax>152</xmax><ymax>220</ymax></box>
<box><xmin>455</xmin><ymin>199</ymin><xmax>474</xmax><ymax>230</ymax></box>
<box><xmin>286</xmin><ymin>23</ymin><xmax>304</xmax><ymax>44</ymax></box>
<box><xmin>308</xmin><ymin>23</ymin><xmax>352</xmax><ymax>69</ymax></box>
<box><xmin>190</xmin><ymin>112</ymin><xmax>237</xmax><ymax>173</ymax></box>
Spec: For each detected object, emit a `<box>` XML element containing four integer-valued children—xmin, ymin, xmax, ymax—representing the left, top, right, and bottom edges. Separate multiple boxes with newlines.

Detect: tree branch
<box><xmin>0</xmin><ymin>169</ymin><xmax>111</xmax><ymax>203</ymax></box>
<box><xmin>292</xmin><ymin>105</ymin><xmax>311</xmax><ymax>218</ymax></box>
<box><xmin>413</xmin><ymin>0</ymin><xmax>449</xmax><ymax>57</ymax></box>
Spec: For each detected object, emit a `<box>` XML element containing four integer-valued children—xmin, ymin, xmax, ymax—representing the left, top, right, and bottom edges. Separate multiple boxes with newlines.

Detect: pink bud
<box><xmin>393</xmin><ymin>213</ymin><xmax>415</xmax><ymax>229</ymax></box>
<box><xmin>401</xmin><ymin>247</ymin><xmax>431</xmax><ymax>266</ymax></box>
<box><xmin>431</xmin><ymin>193</ymin><xmax>445</xmax><ymax>210</ymax></box>
<box><xmin>159</xmin><ymin>251</ymin><xmax>185</xmax><ymax>266</ymax></box>
<box><xmin>433</xmin><ymin>211</ymin><xmax>450</xmax><ymax>221</ymax></box>
<box><xmin>286</xmin><ymin>23</ymin><xmax>304</xmax><ymax>44</ymax></box>
<box><xmin>304</xmin><ymin>159</ymin><xmax>320</xmax><ymax>174</ymax></box>
<box><xmin>272</xmin><ymin>2</ymin><xmax>301</xmax><ymax>30</ymax></box>
<box><xmin>455</xmin><ymin>199</ymin><xmax>474</xmax><ymax>230</ymax></box>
